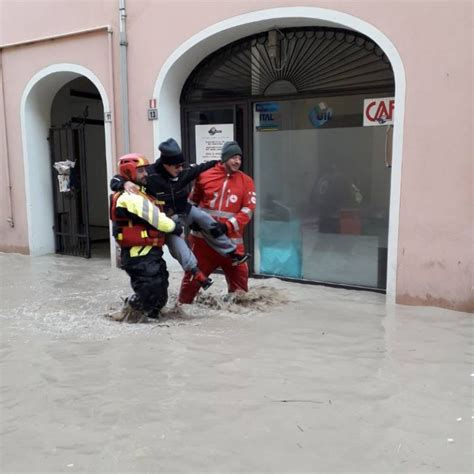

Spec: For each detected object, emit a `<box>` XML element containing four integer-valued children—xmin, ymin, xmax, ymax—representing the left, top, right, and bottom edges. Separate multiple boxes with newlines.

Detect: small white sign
<box><xmin>363</xmin><ymin>97</ymin><xmax>394</xmax><ymax>126</ymax></box>
<box><xmin>58</xmin><ymin>175</ymin><xmax>70</xmax><ymax>192</ymax></box>
<box><xmin>195</xmin><ymin>124</ymin><xmax>234</xmax><ymax>164</ymax></box>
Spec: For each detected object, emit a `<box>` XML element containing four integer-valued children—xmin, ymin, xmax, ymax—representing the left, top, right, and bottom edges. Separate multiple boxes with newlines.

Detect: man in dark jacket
<box><xmin>110</xmin><ymin>138</ymin><xmax>247</xmax><ymax>290</ymax></box>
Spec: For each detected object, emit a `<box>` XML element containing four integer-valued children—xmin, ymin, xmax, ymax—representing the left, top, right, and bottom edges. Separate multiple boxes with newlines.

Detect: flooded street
<box><xmin>0</xmin><ymin>253</ymin><xmax>472</xmax><ymax>473</ymax></box>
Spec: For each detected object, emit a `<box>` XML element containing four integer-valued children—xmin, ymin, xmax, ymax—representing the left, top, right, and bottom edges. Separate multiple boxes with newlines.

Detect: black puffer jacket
<box><xmin>110</xmin><ymin>159</ymin><xmax>218</xmax><ymax>215</ymax></box>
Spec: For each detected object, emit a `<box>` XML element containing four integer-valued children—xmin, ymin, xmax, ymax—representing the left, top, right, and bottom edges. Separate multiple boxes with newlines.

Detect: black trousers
<box><xmin>120</xmin><ymin>247</ymin><xmax>169</xmax><ymax>317</ymax></box>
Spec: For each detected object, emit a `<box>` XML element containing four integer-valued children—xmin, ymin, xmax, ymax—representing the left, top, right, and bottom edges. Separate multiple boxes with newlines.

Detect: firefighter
<box><xmin>110</xmin><ymin>138</ymin><xmax>248</xmax><ymax>290</ymax></box>
<box><xmin>110</xmin><ymin>153</ymin><xmax>182</xmax><ymax>322</ymax></box>
<box><xmin>178</xmin><ymin>141</ymin><xmax>256</xmax><ymax>304</ymax></box>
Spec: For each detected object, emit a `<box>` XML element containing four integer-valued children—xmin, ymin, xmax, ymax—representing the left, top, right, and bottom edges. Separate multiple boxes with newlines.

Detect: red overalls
<box><xmin>179</xmin><ymin>163</ymin><xmax>256</xmax><ymax>303</ymax></box>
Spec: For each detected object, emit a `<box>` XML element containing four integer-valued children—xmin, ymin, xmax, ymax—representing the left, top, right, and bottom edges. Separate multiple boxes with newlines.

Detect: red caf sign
<box><xmin>363</xmin><ymin>97</ymin><xmax>394</xmax><ymax>126</ymax></box>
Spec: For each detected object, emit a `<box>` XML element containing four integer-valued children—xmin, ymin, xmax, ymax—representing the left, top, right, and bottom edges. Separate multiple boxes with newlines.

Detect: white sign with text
<box><xmin>363</xmin><ymin>97</ymin><xmax>394</xmax><ymax>126</ymax></box>
<box><xmin>195</xmin><ymin>124</ymin><xmax>234</xmax><ymax>164</ymax></box>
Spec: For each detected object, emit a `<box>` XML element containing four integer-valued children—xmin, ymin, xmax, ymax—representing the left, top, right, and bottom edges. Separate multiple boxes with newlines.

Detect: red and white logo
<box><xmin>363</xmin><ymin>98</ymin><xmax>394</xmax><ymax>126</ymax></box>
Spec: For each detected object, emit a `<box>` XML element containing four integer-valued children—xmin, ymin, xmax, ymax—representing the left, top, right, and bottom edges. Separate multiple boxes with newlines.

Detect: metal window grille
<box><xmin>181</xmin><ymin>27</ymin><xmax>394</xmax><ymax>103</ymax></box>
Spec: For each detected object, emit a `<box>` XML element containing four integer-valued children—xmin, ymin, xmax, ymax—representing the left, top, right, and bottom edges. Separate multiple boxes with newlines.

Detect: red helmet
<box><xmin>118</xmin><ymin>153</ymin><xmax>149</xmax><ymax>182</ymax></box>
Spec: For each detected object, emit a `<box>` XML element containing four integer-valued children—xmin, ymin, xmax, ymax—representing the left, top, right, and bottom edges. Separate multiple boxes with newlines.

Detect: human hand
<box><xmin>189</xmin><ymin>222</ymin><xmax>202</xmax><ymax>232</ymax></box>
<box><xmin>171</xmin><ymin>222</ymin><xmax>183</xmax><ymax>236</ymax></box>
<box><xmin>124</xmin><ymin>181</ymin><xmax>140</xmax><ymax>194</ymax></box>
<box><xmin>209</xmin><ymin>221</ymin><xmax>228</xmax><ymax>238</ymax></box>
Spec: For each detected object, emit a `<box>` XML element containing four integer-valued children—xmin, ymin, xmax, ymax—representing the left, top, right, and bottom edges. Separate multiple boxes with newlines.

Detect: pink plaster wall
<box><xmin>0</xmin><ymin>31</ymin><xmax>114</xmax><ymax>253</ymax></box>
<box><xmin>0</xmin><ymin>1</ymin><xmax>114</xmax><ymax>44</ymax></box>
<box><xmin>1</xmin><ymin>0</ymin><xmax>472</xmax><ymax>311</ymax></box>
<box><xmin>391</xmin><ymin>3</ymin><xmax>473</xmax><ymax>312</ymax></box>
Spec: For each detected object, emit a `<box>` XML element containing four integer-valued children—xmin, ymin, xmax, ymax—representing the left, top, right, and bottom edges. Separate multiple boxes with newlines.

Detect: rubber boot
<box><xmin>110</xmin><ymin>299</ymin><xmax>147</xmax><ymax>323</ymax></box>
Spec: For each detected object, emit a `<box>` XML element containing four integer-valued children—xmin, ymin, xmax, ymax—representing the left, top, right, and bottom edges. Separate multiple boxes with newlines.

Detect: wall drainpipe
<box><xmin>107</xmin><ymin>27</ymin><xmax>117</xmax><ymax>166</ymax></box>
<box><xmin>119</xmin><ymin>0</ymin><xmax>130</xmax><ymax>153</ymax></box>
<box><xmin>0</xmin><ymin>50</ymin><xmax>14</xmax><ymax>227</ymax></box>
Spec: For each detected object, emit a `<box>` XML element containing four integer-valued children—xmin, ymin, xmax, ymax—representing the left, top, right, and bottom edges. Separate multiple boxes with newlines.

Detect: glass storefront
<box><xmin>181</xmin><ymin>27</ymin><xmax>395</xmax><ymax>290</ymax></box>
<box><xmin>253</xmin><ymin>95</ymin><xmax>392</xmax><ymax>289</ymax></box>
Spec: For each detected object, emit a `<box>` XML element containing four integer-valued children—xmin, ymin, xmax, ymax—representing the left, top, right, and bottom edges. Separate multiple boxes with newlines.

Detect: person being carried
<box><xmin>110</xmin><ymin>153</ymin><xmax>183</xmax><ymax>322</ymax></box>
<box><xmin>110</xmin><ymin>138</ymin><xmax>248</xmax><ymax>290</ymax></box>
<box><xmin>179</xmin><ymin>141</ymin><xmax>256</xmax><ymax>304</ymax></box>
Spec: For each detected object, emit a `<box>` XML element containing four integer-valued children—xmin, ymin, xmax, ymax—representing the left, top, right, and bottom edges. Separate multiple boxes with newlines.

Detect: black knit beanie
<box><xmin>221</xmin><ymin>141</ymin><xmax>242</xmax><ymax>162</ymax></box>
<box><xmin>159</xmin><ymin>138</ymin><xmax>185</xmax><ymax>165</ymax></box>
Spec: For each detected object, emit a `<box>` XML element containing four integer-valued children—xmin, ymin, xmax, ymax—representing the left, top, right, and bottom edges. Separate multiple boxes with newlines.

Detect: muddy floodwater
<box><xmin>0</xmin><ymin>253</ymin><xmax>472</xmax><ymax>473</ymax></box>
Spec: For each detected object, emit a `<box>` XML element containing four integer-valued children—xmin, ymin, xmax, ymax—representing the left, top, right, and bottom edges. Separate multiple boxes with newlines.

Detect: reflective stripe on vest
<box><xmin>140</xmin><ymin>198</ymin><xmax>161</xmax><ymax>229</ymax></box>
<box><xmin>228</xmin><ymin>216</ymin><xmax>239</xmax><ymax>232</ymax></box>
<box><xmin>110</xmin><ymin>192</ymin><xmax>166</xmax><ymax>248</ymax></box>
<box><xmin>241</xmin><ymin>207</ymin><xmax>253</xmax><ymax>217</ymax></box>
<box><xmin>130</xmin><ymin>245</ymin><xmax>153</xmax><ymax>257</ymax></box>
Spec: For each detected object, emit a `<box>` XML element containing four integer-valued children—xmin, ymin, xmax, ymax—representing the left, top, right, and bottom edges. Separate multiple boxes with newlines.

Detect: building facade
<box><xmin>0</xmin><ymin>1</ymin><xmax>472</xmax><ymax>312</ymax></box>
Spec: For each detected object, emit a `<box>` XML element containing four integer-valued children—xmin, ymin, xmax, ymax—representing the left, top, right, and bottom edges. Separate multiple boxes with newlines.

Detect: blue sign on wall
<box><xmin>309</xmin><ymin>102</ymin><xmax>333</xmax><ymax>128</ymax></box>
<box><xmin>255</xmin><ymin>102</ymin><xmax>280</xmax><ymax>113</ymax></box>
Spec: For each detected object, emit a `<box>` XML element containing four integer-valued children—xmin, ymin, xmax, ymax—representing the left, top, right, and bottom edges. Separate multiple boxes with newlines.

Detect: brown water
<box><xmin>0</xmin><ymin>253</ymin><xmax>472</xmax><ymax>473</ymax></box>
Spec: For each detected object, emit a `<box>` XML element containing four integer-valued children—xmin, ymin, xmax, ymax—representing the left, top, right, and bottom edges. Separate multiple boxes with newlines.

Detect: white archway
<box><xmin>153</xmin><ymin>7</ymin><xmax>405</xmax><ymax>303</ymax></box>
<box><xmin>20</xmin><ymin>63</ymin><xmax>115</xmax><ymax>260</ymax></box>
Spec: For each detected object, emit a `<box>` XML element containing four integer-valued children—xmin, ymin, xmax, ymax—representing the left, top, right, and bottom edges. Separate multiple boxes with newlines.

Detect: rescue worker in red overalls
<box><xmin>110</xmin><ymin>153</ymin><xmax>181</xmax><ymax>322</ymax></box>
<box><xmin>178</xmin><ymin>141</ymin><xmax>256</xmax><ymax>304</ymax></box>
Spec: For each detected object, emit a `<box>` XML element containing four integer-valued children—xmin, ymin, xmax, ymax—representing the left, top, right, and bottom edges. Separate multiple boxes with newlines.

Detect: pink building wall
<box><xmin>0</xmin><ymin>31</ymin><xmax>114</xmax><ymax>252</ymax></box>
<box><xmin>1</xmin><ymin>0</ymin><xmax>472</xmax><ymax>311</ymax></box>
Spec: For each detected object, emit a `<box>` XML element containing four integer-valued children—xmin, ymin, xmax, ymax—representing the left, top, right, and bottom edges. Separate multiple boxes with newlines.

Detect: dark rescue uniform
<box><xmin>110</xmin><ymin>189</ymin><xmax>176</xmax><ymax>317</ymax></box>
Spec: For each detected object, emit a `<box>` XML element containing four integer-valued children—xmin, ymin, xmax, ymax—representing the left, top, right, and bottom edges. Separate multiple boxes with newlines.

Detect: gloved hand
<box><xmin>209</xmin><ymin>221</ymin><xmax>228</xmax><ymax>238</ymax></box>
<box><xmin>171</xmin><ymin>222</ymin><xmax>183</xmax><ymax>236</ymax></box>
<box><xmin>189</xmin><ymin>222</ymin><xmax>202</xmax><ymax>232</ymax></box>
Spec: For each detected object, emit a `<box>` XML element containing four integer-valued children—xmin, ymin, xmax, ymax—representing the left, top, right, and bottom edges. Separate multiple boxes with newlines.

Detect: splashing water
<box><xmin>195</xmin><ymin>285</ymin><xmax>288</xmax><ymax>313</ymax></box>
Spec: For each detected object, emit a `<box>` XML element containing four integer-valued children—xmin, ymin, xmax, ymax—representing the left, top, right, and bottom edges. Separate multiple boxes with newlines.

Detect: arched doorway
<box><xmin>153</xmin><ymin>7</ymin><xmax>406</xmax><ymax>300</ymax></box>
<box><xmin>49</xmin><ymin>76</ymin><xmax>109</xmax><ymax>258</ymax></box>
<box><xmin>21</xmin><ymin>64</ymin><xmax>115</xmax><ymax>260</ymax></box>
<box><xmin>181</xmin><ymin>27</ymin><xmax>394</xmax><ymax>290</ymax></box>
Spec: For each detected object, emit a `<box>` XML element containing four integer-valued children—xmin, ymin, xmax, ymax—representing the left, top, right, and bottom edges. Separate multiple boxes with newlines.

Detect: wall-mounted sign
<box><xmin>308</xmin><ymin>102</ymin><xmax>333</xmax><ymax>128</ymax></box>
<box><xmin>148</xmin><ymin>99</ymin><xmax>158</xmax><ymax>121</ymax></box>
<box><xmin>255</xmin><ymin>102</ymin><xmax>280</xmax><ymax>131</ymax></box>
<box><xmin>147</xmin><ymin>109</ymin><xmax>158</xmax><ymax>120</ymax></box>
<box><xmin>195</xmin><ymin>124</ymin><xmax>234</xmax><ymax>164</ymax></box>
<box><xmin>255</xmin><ymin>102</ymin><xmax>279</xmax><ymax>113</ymax></box>
<box><xmin>363</xmin><ymin>97</ymin><xmax>394</xmax><ymax>126</ymax></box>
<box><xmin>53</xmin><ymin>160</ymin><xmax>76</xmax><ymax>193</ymax></box>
